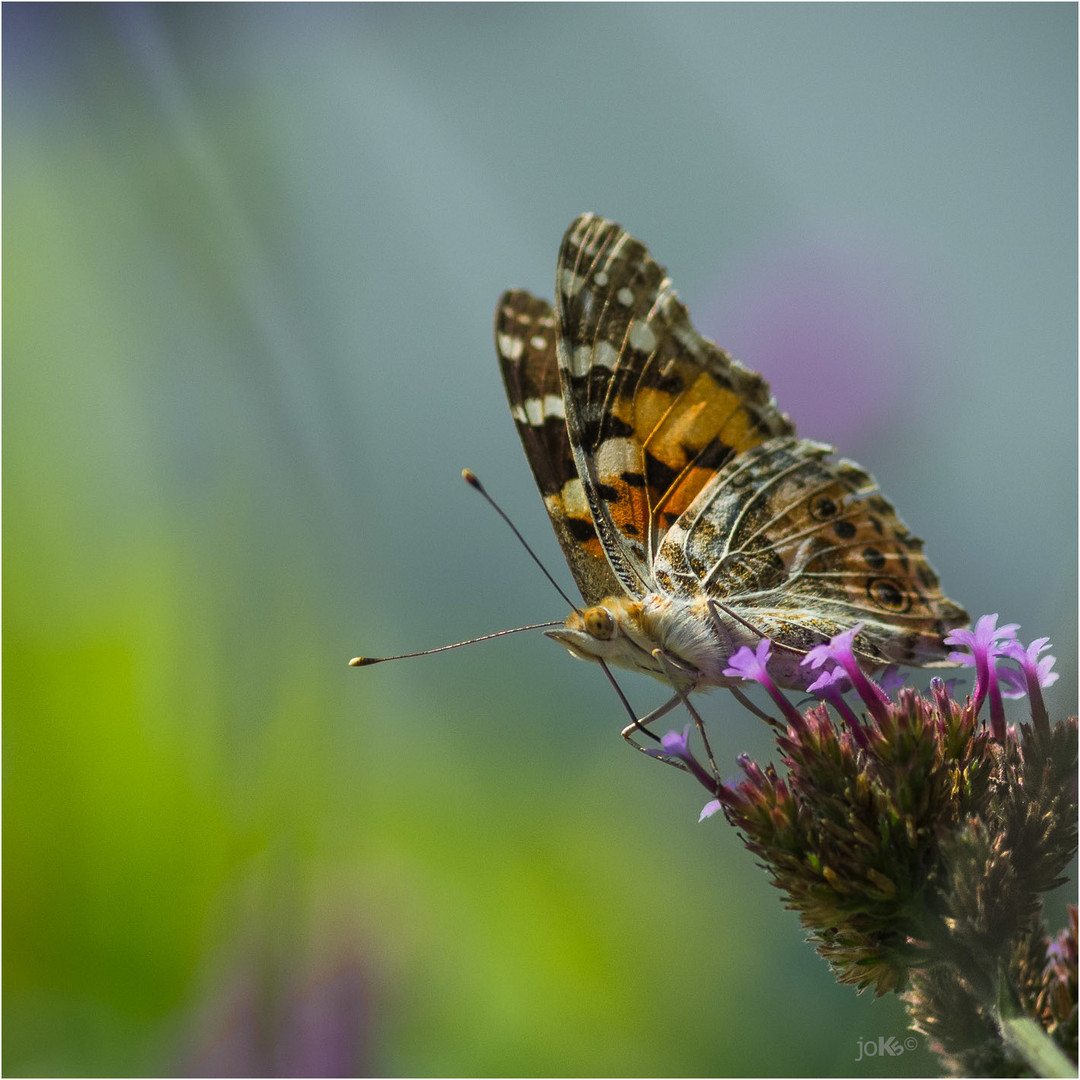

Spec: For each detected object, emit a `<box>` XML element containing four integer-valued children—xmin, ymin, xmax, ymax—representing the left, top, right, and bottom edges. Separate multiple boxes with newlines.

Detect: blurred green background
<box><xmin>4</xmin><ymin>4</ymin><xmax>1076</xmax><ymax>1076</ymax></box>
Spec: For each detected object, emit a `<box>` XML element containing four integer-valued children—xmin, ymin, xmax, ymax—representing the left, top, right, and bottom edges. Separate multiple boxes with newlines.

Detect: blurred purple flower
<box><xmin>182</xmin><ymin>928</ymin><xmax>372</xmax><ymax>1077</ymax></box>
<box><xmin>878</xmin><ymin>666</ymin><xmax>906</xmax><ymax>693</ymax></box>
<box><xmin>696</xmin><ymin>231</ymin><xmax>934</xmax><ymax>447</ymax></box>
<box><xmin>648</xmin><ymin>725</ymin><xmax>718</xmax><ymax>794</ymax></box>
<box><xmin>652</xmin><ymin>725</ymin><xmax>693</xmax><ymax>764</ymax></box>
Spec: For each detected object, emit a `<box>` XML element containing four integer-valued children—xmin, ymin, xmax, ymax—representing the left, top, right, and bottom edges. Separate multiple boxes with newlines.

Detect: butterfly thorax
<box><xmin>545</xmin><ymin>593</ymin><xmax>761</xmax><ymax>691</ymax></box>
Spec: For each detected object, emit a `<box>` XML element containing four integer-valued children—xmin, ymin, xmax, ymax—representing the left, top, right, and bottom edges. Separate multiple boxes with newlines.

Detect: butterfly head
<box><xmin>545</xmin><ymin>595</ymin><xmax>701</xmax><ymax>688</ymax></box>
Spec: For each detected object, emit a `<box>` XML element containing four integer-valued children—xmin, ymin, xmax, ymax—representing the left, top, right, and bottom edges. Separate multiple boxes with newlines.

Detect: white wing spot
<box><xmin>565</xmin><ymin>340</ymin><xmax>619</xmax><ymax>374</ymax></box>
<box><xmin>594</xmin><ymin>340</ymin><xmax>619</xmax><ymax>370</ymax></box>
<box><xmin>513</xmin><ymin>394</ymin><xmax>566</xmax><ymax>426</ymax></box>
<box><xmin>629</xmin><ymin>321</ymin><xmax>657</xmax><ymax>354</ymax></box>
<box><xmin>498</xmin><ymin>333</ymin><xmax>524</xmax><ymax>360</ymax></box>
<box><xmin>518</xmin><ymin>397</ymin><xmax>570</xmax><ymax>425</ymax></box>
<box><xmin>616</xmin><ymin>287</ymin><xmax>634</xmax><ymax>306</ymax></box>
<box><xmin>569</xmin><ymin>343</ymin><xmax>592</xmax><ymax>376</ymax></box>
<box><xmin>542</xmin><ymin>393</ymin><xmax>565</xmax><ymax>420</ymax></box>
<box><xmin>594</xmin><ymin>270</ymin><xmax>608</xmax><ymax>287</ymax></box>
<box><xmin>560</xmin><ymin>477</ymin><xmax>589</xmax><ymax>516</ymax></box>
<box><xmin>530</xmin><ymin>335</ymin><xmax>547</xmax><ymax>351</ymax></box>
<box><xmin>595</xmin><ymin>437</ymin><xmax>638</xmax><ymax>475</ymax></box>
<box><xmin>559</xmin><ymin>268</ymin><xmax>585</xmax><ymax>296</ymax></box>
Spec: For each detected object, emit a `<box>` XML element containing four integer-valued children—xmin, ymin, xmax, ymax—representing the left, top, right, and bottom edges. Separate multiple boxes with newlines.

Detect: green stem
<box><xmin>996</xmin><ymin>1013</ymin><xmax>1074</xmax><ymax>1079</ymax></box>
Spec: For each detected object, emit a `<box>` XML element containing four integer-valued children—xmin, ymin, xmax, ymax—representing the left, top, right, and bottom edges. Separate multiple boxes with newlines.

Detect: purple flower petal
<box><xmin>997</xmin><ymin>667</ymin><xmax>1029</xmax><ymax>699</ymax></box>
<box><xmin>655</xmin><ymin>726</ymin><xmax>720</xmax><ymax>794</ymax></box>
<box><xmin>944</xmin><ymin>613</ymin><xmax>1019</xmax><ymax>652</ymax></box>
<box><xmin>1001</xmin><ymin>637</ymin><xmax>1059</xmax><ymax>688</ymax></box>
<box><xmin>725</xmin><ymin>639</ymin><xmax>805</xmax><ymax>727</ymax></box>
<box><xmin>1038</xmin><ymin>660</ymin><xmax>1060</xmax><ymax>688</ymax></box>
<box><xmin>804</xmin><ymin>664</ymin><xmax>865</xmax><ymax>743</ymax></box>
<box><xmin>944</xmin><ymin>614</ymin><xmax>1020</xmax><ymax>738</ymax></box>
<box><xmin>660</xmin><ymin>726</ymin><xmax>693</xmax><ymax>761</ymax></box>
<box><xmin>723</xmin><ymin>639</ymin><xmax>772</xmax><ymax>682</ymax></box>
<box><xmin>807</xmin><ymin>666</ymin><xmax>850</xmax><ymax>695</ymax></box>
<box><xmin>999</xmin><ymin>634</ymin><xmax>1058</xmax><ymax>735</ymax></box>
<box><xmin>801</xmin><ymin>623</ymin><xmax>864</xmax><ymax>671</ymax></box>
<box><xmin>801</xmin><ymin>623</ymin><xmax>889</xmax><ymax>723</ymax></box>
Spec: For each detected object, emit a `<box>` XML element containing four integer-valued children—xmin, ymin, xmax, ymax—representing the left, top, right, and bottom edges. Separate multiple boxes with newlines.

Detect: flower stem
<box><xmin>996</xmin><ymin>1013</ymin><xmax>1075</xmax><ymax>1078</ymax></box>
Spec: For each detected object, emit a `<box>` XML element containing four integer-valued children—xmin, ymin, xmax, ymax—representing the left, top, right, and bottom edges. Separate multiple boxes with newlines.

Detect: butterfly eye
<box><xmin>584</xmin><ymin>606</ymin><xmax>615</xmax><ymax>640</ymax></box>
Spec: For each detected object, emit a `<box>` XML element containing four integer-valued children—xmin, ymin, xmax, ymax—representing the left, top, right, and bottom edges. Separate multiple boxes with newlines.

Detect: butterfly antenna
<box><xmin>462</xmin><ymin>469</ymin><xmax>582</xmax><ymax>613</ymax></box>
<box><xmin>349</xmin><ymin>621</ymin><xmax>562</xmax><ymax>667</ymax></box>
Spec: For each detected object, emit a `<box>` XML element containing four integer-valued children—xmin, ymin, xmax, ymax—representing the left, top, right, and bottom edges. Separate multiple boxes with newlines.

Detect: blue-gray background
<box><xmin>5</xmin><ymin>4</ymin><xmax>1075</xmax><ymax>1076</ymax></box>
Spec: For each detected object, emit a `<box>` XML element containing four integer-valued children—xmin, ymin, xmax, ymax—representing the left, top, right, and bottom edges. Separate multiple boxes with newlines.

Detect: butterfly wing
<box><xmin>495</xmin><ymin>289</ymin><xmax>622</xmax><ymax>605</ymax></box>
<box><xmin>653</xmin><ymin>437</ymin><xmax>969</xmax><ymax>666</ymax></box>
<box><xmin>554</xmin><ymin>213</ymin><xmax>795</xmax><ymax>598</ymax></box>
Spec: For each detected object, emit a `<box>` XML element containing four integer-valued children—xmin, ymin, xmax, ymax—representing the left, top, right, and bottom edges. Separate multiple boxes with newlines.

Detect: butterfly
<box><xmin>494</xmin><ymin>213</ymin><xmax>968</xmax><ymax>735</ymax></box>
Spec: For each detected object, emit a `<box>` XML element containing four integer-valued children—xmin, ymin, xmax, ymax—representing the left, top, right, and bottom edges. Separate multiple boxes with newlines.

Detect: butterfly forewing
<box><xmin>495</xmin><ymin>289</ymin><xmax>621</xmax><ymax>605</ymax></box>
<box><xmin>554</xmin><ymin>214</ymin><xmax>796</xmax><ymax>595</ymax></box>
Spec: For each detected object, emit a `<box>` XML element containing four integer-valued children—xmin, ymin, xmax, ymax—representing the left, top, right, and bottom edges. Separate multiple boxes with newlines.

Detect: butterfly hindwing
<box><xmin>652</xmin><ymin>437</ymin><xmax>968</xmax><ymax>665</ymax></box>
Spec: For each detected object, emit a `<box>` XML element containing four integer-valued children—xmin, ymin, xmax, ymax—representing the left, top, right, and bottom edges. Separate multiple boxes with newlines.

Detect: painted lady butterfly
<box><xmin>495</xmin><ymin>214</ymin><xmax>967</xmax><ymax>721</ymax></box>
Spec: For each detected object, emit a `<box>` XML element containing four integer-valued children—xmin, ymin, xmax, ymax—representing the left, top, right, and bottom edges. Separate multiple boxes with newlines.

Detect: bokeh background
<box><xmin>5</xmin><ymin>4</ymin><xmax>1076</xmax><ymax>1076</ymax></box>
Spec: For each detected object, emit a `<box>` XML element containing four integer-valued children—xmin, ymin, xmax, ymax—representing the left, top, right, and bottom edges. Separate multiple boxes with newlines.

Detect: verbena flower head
<box><xmin>665</xmin><ymin>616</ymin><xmax>1076</xmax><ymax>1074</ymax></box>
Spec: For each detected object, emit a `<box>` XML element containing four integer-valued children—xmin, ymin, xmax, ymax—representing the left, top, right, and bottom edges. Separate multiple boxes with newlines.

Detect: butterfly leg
<box><xmin>599</xmin><ymin>657</ymin><xmax>718</xmax><ymax>778</ymax></box>
<box><xmin>648</xmin><ymin>649</ymin><xmax>721</xmax><ymax>781</ymax></box>
<box><xmin>618</xmin><ymin>692</ymin><xmax>690</xmax><ymax>770</ymax></box>
<box><xmin>702</xmin><ymin>600</ymin><xmax>803</xmax><ymax>730</ymax></box>
<box><xmin>612</xmin><ymin>655</ymin><xmax>720</xmax><ymax>781</ymax></box>
<box><xmin>726</xmin><ymin>684</ymin><xmax>784</xmax><ymax>728</ymax></box>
